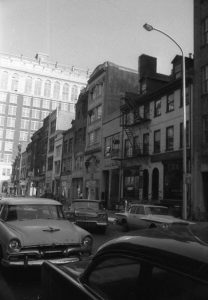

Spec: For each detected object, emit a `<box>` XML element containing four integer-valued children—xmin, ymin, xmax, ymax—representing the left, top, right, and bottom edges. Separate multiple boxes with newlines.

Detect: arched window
<box><xmin>71</xmin><ymin>85</ymin><xmax>78</xmax><ymax>102</ymax></box>
<box><xmin>34</xmin><ymin>78</ymin><xmax>42</xmax><ymax>96</ymax></box>
<box><xmin>53</xmin><ymin>81</ymin><xmax>60</xmax><ymax>100</ymax></box>
<box><xmin>11</xmin><ymin>73</ymin><xmax>19</xmax><ymax>92</ymax></box>
<box><xmin>44</xmin><ymin>80</ymin><xmax>51</xmax><ymax>98</ymax></box>
<box><xmin>1</xmin><ymin>71</ymin><xmax>8</xmax><ymax>90</ymax></box>
<box><xmin>25</xmin><ymin>76</ymin><xmax>32</xmax><ymax>94</ymax></box>
<box><xmin>62</xmin><ymin>83</ymin><xmax>69</xmax><ymax>101</ymax></box>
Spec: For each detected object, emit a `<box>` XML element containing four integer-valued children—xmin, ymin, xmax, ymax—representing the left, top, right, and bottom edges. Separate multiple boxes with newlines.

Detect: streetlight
<box><xmin>143</xmin><ymin>23</ymin><xmax>187</xmax><ymax>220</ymax></box>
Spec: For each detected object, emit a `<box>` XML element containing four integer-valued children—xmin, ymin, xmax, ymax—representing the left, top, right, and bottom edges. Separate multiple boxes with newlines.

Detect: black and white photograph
<box><xmin>0</xmin><ymin>0</ymin><xmax>207</xmax><ymax>299</ymax></box>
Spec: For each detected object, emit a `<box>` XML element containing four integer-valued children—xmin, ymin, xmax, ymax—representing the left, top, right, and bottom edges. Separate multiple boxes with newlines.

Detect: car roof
<box><xmin>72</xmin><ymin>199</ymin><xmax>101</xmax><ymax>203</ymax></box>
<box><xmin>131</xmin><ymin>204</ymin><xmax>168</xmax><ymax>208</ymax></box>
<box><xmin>0</xmin><ymin>197</ymin><xmax>62</xmax><ymax>206</ymax></box>
<box><xmin>97</xmin><ymin>225</ymin><xmax>208</xmax><ymax>280</ymax></box>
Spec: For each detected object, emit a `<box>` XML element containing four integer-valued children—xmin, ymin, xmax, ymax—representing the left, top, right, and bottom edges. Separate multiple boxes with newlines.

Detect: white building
<box><xmin>0</xmin><ymin>52</ymin><xmax>89</xmax><ymax>191</ymax></box>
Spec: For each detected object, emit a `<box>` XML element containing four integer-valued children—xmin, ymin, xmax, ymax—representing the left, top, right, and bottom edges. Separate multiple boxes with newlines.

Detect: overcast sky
<box><xmin>0</xmin><ymin>0</ymin><xmax>193</xmax><ymax>74</ymax></box>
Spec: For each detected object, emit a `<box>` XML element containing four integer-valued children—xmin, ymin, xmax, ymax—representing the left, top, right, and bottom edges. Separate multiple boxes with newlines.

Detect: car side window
<box><xmin>145</xmin><ymin>266</ymin><xmax>208</xmax><ymax>300</ymax></box>
<box><xmin>0</xmin><ymin>205</ymin><xmax>8</xmax><ymax>220</ymax></box>
<box><xmin>129</xmin><ymin>206</ymin><xmax>136</xmax><ymax>214</ymax></box>
<box><xmin>136</xmin><ymin>206</ymin><xmax>145</xmax><ymax>215</ymax></box>
<box><xmin>87</xmin><ymin>256</ymin><xmax>141</xmax><ymax>300</ymax></box>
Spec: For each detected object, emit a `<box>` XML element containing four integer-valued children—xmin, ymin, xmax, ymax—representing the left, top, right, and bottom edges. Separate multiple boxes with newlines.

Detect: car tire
<box><xmin>149</xmin><ymin>223</ymin><xmax>157</xmax><ymax>229</ymax></box>
<box><xmin>121</xmin><ymin>219</ymin><xmax>129</xmax><ymax>232</ymax></box>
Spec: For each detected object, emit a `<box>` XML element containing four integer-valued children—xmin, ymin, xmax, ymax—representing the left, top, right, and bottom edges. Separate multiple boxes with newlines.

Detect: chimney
<box><xmin>138</xmin><ymin>54</ymin><xmax>157</xmax><ymax>80</ymax></box>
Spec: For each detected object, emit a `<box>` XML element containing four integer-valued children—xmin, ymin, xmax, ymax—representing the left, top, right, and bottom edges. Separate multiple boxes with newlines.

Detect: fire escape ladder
<box><xmin>124</xmin><ymin>126</ymin><xmax>141</xmax><ymax>156</ymax></box>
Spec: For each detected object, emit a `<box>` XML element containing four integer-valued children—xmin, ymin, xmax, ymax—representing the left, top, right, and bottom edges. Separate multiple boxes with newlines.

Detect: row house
<box><xmin>117</xmin><ymin>54</ymin><xmax>193</xmax><ymax>214</ymax></box>
<box><xmin>85</xmin><ymin>62</ymin><xmax>138</xmax><ymax>204</ymax></box>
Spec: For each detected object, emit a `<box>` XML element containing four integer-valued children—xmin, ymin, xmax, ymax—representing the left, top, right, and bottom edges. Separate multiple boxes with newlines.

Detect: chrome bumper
<box><xmin>2</xmin><ymin>256</ymin><xmax>79</xmax><ymax>267</ymax></box>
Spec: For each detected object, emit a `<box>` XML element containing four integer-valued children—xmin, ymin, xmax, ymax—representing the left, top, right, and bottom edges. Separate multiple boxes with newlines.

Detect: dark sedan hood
<box><xmin>6</xmin><ymin>219</ymin><xmax>84</xmax><ymax>246</ymax></box>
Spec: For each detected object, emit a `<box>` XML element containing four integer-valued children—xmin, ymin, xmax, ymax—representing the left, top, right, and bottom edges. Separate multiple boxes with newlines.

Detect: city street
<box><xmin>1</xmin><ymin>223</ymin><xmax>124</xmax><ymax>300</ymax></box>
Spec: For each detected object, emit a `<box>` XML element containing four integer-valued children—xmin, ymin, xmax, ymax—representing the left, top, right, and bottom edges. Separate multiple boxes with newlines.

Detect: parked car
<box><xmin>67</xmin><ymin>200</ymin><xmax>108</xmax><ymax>233</ymax></box>
<box><xmin>115</xmin><ymin>203</ymin><xmax>191</xmax><ymax>230</ymax></box>
<box><xmin>0</xmin><ymin>197</ymin><xmax>93</xmax><ymax>267</ymax></box>
<box><xmin>42</xmin><ymin>223</ymin><xmax>208</xmax><ymax>300</ymax></box>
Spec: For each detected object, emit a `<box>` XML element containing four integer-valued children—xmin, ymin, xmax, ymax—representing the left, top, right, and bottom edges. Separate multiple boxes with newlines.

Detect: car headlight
<box><xmin>82</xmin><ymin>236</ymin><xmax>93</xmax><ymax>249</ymax></box>
<box><xmin>8</xmin><ymin>239</ymin><xmax>21</xmax><ymax>252</ymax></box>
<box><xmin>161</xmin><ymin>223</ymin><xmax>169</xmax><ymax>229</ymax></box>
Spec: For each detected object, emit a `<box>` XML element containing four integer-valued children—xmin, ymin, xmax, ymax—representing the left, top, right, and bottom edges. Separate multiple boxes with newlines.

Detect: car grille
<box><xmin>18</xmin><ymin>244</ymin><xmax>81</xmax><ymax>260</ymax></box>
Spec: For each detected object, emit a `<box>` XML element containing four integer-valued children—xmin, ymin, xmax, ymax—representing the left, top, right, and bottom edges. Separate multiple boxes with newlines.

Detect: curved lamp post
<box><xmin>143</xmin><ymin>23</ymin><xmax>187</xmax><ymax>220</ymax></box>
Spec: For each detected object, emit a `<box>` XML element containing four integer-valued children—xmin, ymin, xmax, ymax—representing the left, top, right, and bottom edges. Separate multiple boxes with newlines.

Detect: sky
<box><xmin>0</xmin><ymin>0</ymin><xmax>193</xmax><ymax>75</ymax></box>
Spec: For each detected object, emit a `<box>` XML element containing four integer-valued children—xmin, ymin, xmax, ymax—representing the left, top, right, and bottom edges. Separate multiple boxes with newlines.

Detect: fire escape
<box><xmin>120</xmin><ymin>96</ymin><xmax>151</xmax><ymax>159</ymax></box>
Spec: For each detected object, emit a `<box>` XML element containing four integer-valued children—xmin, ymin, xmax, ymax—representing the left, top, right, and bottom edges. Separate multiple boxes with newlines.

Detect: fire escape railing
<box><xmin>120</xmin><ymin>96</ymin><xmax>150</xmax><ymax>158</ymax></box>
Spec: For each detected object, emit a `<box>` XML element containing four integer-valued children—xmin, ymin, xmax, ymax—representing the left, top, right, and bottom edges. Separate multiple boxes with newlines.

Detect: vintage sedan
<box><xmin>67</xmin><ymin>200</ymin><xmax>108</xmax><ymax>233</ymax></box>
<box><xmin>0</xmin><ymin>197</ymin><xmax>93</xmax><ymax>267</ymax></box>
<box><xmin>115</xmin><ymin>203</ymin><xmax>191</xmax><ymax>230</ymax></box>
<box><xmin>42</xmin><ymin>223</ymin><xmax>208</xmax><ymax>300</ymax></box>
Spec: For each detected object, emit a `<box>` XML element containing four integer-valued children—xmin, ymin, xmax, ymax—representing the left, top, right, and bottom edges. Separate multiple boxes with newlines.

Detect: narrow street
<box><xmin>2</xmin><ymin>223</ymin><xmax>124</xmax><ymax>300</ymax></box>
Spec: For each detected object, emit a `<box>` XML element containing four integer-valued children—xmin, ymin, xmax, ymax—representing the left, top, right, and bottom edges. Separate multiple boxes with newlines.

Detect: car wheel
<box><xmin>121</xmin><ymin>219</ymin><xmax>129</xmax><ymax>232</ymax></box>
<box><xmin>149</xmin><ymin>223</ymin><xmax>157</xmax><ymax>229</ymax></box>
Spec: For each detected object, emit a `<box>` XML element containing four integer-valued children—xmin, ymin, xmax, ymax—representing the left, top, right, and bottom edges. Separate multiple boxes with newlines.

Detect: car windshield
<box><xmin>146</xmin><ymin>206</ymin><xmax>169</xmax><ymax>215</ymax></box>
<box><xmin>72</xmin><ymin>201</ymin><xmax>100</xmax><ymax>210</ymax></box>
<box><xmin>5</xmin><ymin>204</ymin><xmax>65</xmax><ymax>221</ymax></box>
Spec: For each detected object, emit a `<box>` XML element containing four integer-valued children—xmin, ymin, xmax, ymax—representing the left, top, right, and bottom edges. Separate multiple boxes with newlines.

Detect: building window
<box><xmin>68</xmin><ymin>139</ymin><xmax>73</xmax><ymax>153</ymax></box>
<box><xmin>53</xmin><ymin>81</ymin><xmax>60</xmax><ymax>100</ymax></box>
<box><xmin>42</xmin><ymin>100</ymin><xmax>50</xmax><ymax>109</ymax></box>
<box><xmin>71</xmin><ymin>85</ymin><xmax>78</xmax><ymax>102</ymax></box>
<box><xmin>8</xmin><ymin>105</ymin><xmax>17</xmax><ymax>116</ymax></box>
<box><xmin>180</xmin><ymin>86</ymin><xmax>190</xmax><ymax>106</ymax></box>
<box><xmin>167</xmin><ymin>93</ymin><xmax>174</xmax><ymax>112</ymax></box>
<box><xmin>23</xmin><ymin>96</ymin><xmax>31</xmax><ymax>106</ymax></box>
<box><xmin>166</xmin><ymin>126</ymin><xmax>174</xmax><ymax>151</ymax></box>
<box><xmin>44</xmin><ymin>80</ymin><xmax>51</xmax><ymax>98</ymax></box>
<box><xmin>63</xmin><ymin>140</ymin><xmax>68</xmax><ymax>154</ymax></box>
<box><xmin>21</xmin><ymin>119</ymin><xmax>29</xmax><ymax>129</ymax></box>
<box><xmin>10</xmin><ymin>94</ymin><xmax>17</xmax><ymax>104</ymax></box>
<box><xmin>0</xmin><ymin>128</ymin><xmax>3</xmax><ymax>138</ymax></box>
<box><xmin>4</xmin><ymin>154</ymin><xmax>12</xmax><ymax>163</ymax></box>
<box><xmin>0</xmin><ymin>104</ymin><xmax>6</xmax><ymax>114</ymax></box>
<box><xmin>202</xmin><ymin>17</ymin><xmax>208</xmax><ymax>45</ymax></box>
<box><xmin>34</xmin><ymin>78</ymin><xmax>42</xmax><ymax>96</ymax></box>
<box><xmin>104</xmin><ymin>134</ymin><xmax>120</xmax><ymax>158</ymax></box>
<box><xmin>154</xmin><ymin>99</ymin><xmax>161</xmax><ymax>117</ymax></box>
<box><xmin>50</xmin><ymin>120</ymin><xmax>56</xmax><ymax>134</ymax></box>
<box><xmin>20</xmin><ymin>131</ymin><xmax>28</xmax><ymax>141</ymax></box>
<box><xmin>0</xmin><ymin>92</ymin><xmax>7</xmax><ymax>102</ymax></box>
<box><xmin>124</xmin><ymin>139</ymin><xmax>132</xmax><ymax>157</ymax></box>
<box><xmin>47</xmin><ymin>156</ymin><xmax>53</xmax><ymax>171</ymax></box>
<box><xmin>33</xmin><ymin>98</ymin><xmax>41</xmax><ymax>108</ymax></box>
<box><xmin>55</xmin><ymin>145</ymin><xmax>62</xmax><ymax>157</ymax></box>
<box><xmin>11</xmin><ymin>73</ymin><xmax>19</xmax><ymax>92</ymax></box>
<box><xmin>31</xmin><ymin>121</ymin><xmax>39</xmax><ymax>131</ymax></box>
<box><xmin>0</xmin><ymin>116</ymin><xmax>5</xmax><ymax>126</ymax></box>
<box><xmin>143</xmin><ymin>133</ymin><xmax>149</xmax><ymax>155</ymax></box>
<box><xmin>88</xmin><ymin>129</ymin><xmax>101</xmax><ymax>146</ymax></box>
<box><xmin>49</xmin><ymin>137</ymin><xmax>55</xmax><ymax>152</ymax></box>
<box><xmin>4</xmin><ymin>141</ymin><xmax>13</xmax><ymax>152</ymax></box>
<box><xmin>61</xmin><ymin>102</ymin><xmax>68</xmax><ymax>111</ymax></box>
<box><xmin>0</xmin><ymin>71</ymin><xmax>8</xmax><ymax>90</ymax></box>
<box><xmin>7</xmin><ymin>117</ymin><xmax>16</xmax><ymax>128</ymax></box>
<box><xmin>41</xmin><ymin>111</ymin><xmax>49</xmax><ymax>120</ymax></box>
<box><xmin>154</xmin><ymin>130</ymin><xmax>161</xmax><ymax>153</ymax></box>
<box><xmin>32</xmin><ymin>109</ymin><xmax>40</xmax><ymax>119</ymax></box>
<box><xmin>180</xmin><ymin>121</ymin><xmax>190</xmax><ymax>148</ymax></box>
<box><xmin>22</xmin><ymin>108</ymin><xmax>30</xmax><ymax>118</ymax></box>
<box><xmin>51</xmin><ymin>101</ymin><xmax>57</xmax><ymax>110</ymax></box>
<box><xmin>25</xmin><ymin>76</ymin><xmax>32</xmax><ymax>94</ymax></box>
<box><xmin>62</xmin><ymin>83</ymin><xmax>69</xmax><ymax>101</ymax></box>
<box><xmin>202</xmin><ymin>65</ymin><xmax>208</xmax><ymax>94</ymax></box>
<box><xmin>6</xmin><ymin>130</ymin><xmax>14</xmax><ymax>140</ymax></box>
